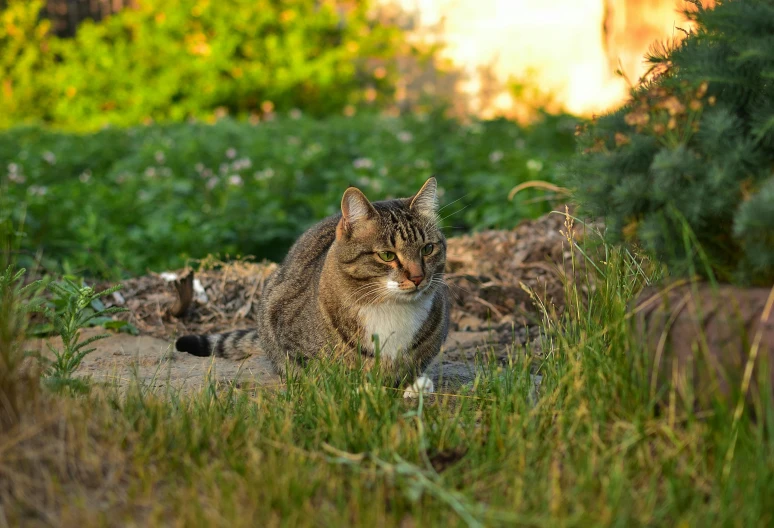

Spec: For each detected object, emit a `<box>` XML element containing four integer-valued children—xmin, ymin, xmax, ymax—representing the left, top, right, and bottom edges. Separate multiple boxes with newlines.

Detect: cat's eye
<box><xmin>421</xmin><ymin>243</ymin><xmax>434</xmax><ymax>256</ymax></box>
<box><xmin>378</xmin><ymin>251</ymin><xmax>397</xmax><ymax>262</ymax></box>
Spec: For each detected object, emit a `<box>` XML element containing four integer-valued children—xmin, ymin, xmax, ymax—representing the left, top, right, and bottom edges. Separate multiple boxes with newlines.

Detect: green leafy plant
<box><xmin>0</xmin><ymin>0</ymin><xmax>410</xmax><ymax>130</ymax></box>
<box><xmin>34</xmin><ymin>278</ymin><xmax>128</xmax><ymax>392</ymax></box>
<box><xmin>566</xmin><ymin>0</ymin><xmax>774</xmax><ymax>285</ymax></box>
<box><xmin>1</xmin><ymin>112</ymin><xmax>578</xmax><ymax>278</ymax></box>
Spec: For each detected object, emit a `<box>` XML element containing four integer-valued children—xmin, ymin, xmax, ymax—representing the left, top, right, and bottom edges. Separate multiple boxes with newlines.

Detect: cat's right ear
<box><xmin>338</xmin><ymin>186</ymin><xmax>376</xmax><ymax>239</ymax></box>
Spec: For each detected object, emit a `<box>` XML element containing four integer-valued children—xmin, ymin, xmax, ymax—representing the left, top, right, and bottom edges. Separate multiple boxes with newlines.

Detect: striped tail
<box><xmin>176</xmin><ymin>329</ymin><xmax>258</xmax><ymax>360</ymax></box>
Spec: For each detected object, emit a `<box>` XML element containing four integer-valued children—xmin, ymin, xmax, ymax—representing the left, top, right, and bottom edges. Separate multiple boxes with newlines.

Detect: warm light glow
<box><xmin>384</xmin><ymin>0</ymin><xmax>709</xmax><ymax>119</ymax></box>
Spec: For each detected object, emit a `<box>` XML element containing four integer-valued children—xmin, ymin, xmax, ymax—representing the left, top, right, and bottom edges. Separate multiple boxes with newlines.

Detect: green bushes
<box><xmin>1</xmin><ymin>112</ymin><xmax>578</xmax><ymax>278</ymax></box>
<box><xmin>567</xmin><ymin>0</ymin><xmax>774</xmax><ymax>286</ymax></box>
<box><xmin>0</xmin><ymin>0</ymin><xmax>406</xmax><ymax>130</ymax></box>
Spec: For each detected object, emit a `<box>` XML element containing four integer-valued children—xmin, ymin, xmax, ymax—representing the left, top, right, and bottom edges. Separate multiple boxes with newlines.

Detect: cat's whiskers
<box><xmin>345</xmin><ymin>284</ymin><xmax>386</xmax><ymax>306</ymax></box>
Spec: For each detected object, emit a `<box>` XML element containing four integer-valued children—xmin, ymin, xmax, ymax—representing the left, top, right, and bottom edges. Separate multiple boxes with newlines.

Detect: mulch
<box><xmin>104</xmin><ymin>206</ymin><xmax>588</xmax><ymax>346</ymax></box>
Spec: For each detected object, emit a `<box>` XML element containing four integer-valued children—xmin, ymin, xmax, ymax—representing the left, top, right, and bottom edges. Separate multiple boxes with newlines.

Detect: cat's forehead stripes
<box><xmin>375</xmin><ymin>202</ymin><xmax>429</xmax><ymax>246</ymax></box>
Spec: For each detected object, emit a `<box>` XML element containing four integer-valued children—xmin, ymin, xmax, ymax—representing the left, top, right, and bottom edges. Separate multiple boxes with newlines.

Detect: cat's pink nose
<box><xmin>409</xmin><ymin>275</ymin><xmax>424</xmax><ymax>286</ymax></box>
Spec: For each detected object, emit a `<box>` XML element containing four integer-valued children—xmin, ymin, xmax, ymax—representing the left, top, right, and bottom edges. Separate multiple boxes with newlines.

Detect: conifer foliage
<box><xmin>568</xmin><ymin>0</ymin><xmax>774</xmax><ymax>285</ymax></box>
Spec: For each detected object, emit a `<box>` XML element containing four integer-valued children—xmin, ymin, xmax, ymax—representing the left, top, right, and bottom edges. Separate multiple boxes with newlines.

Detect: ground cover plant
<box><xmin>1</xmin><ymin>111</ymin><xmax>577</xmax><ymax>279</ymax></box>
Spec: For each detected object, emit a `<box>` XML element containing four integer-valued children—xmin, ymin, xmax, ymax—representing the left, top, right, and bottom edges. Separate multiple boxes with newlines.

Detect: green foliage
<box><xmin>0</xmin><ymin>0</ymin><xmax>408</xmax><ymax>130</ymax></box>
<box><xmin>0</xmin><ymin>112</ymin><xmax>578</xmax><ymax>278</ymax></box>
<box><xmin>0</xmin><ymin>1</ymin><xmax>56</xmax><ymax>129</ymax></box>
<box><xmin>32</xmin><ymin>278</ymin><xmax>128</xmax><ymax>393</ymax></box>
<box><xmin>566</xmin><ymin>0</ymin><xmax>774</xmax><ymax>285</ymax></box>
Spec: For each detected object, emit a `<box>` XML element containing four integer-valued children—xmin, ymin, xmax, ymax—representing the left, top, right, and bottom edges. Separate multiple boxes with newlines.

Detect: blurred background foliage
<box><xmin>0</xmin><ymin>0</ymin><xmax>415</xmax><ymax>130</ymax></box>
<box><xmin>0</xmin><ymin>0</ymin><xmax>579</xmax><ymax>279</ymax></box>
<box><xmin>1</xmin><ymin>113</ymin><xmax>577</xmax><ymax>278</ymax></box>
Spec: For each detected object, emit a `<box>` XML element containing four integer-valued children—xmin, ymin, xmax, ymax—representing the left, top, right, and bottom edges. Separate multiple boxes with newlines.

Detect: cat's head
<box><xmin>332</xmin><ymin>177</ymin><xmax>446</xmax><ymax>305</ymax></box>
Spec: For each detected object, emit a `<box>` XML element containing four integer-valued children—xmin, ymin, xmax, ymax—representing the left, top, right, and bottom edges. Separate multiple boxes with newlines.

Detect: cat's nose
<box><xmin>409</xmin><ymin>275</ymin><xmax>424</xmax><ymax>287</ymax></box>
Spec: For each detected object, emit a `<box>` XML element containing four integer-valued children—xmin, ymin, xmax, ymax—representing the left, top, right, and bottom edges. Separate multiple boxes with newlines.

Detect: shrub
<box><xmin>0</xmin><ymin>112</ymin><xmax>578</xmax><ymax>278</ymax></box>
<box><xmin>0</xmin><ymin>0</ymin><xmax>407</xmax><ymax>130</ymax></box>
<box><xmin>566</xmin><ymin>0</ymin><xmax>774</xmax><ymax>286</ymax></box>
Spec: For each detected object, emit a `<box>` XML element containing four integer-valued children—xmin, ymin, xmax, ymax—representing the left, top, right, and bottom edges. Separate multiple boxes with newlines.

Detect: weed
<box><xmin>32</xmin><ymin>278</ymin><xmax>127</xmax><ymax>393</ymax></box>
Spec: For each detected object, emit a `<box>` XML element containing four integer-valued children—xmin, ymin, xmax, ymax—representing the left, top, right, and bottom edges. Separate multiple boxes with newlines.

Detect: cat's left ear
<box><xmin>338</xmin><ymin>186</ymin><xmax>377</xmax><ymax>239</ymax></box>
<box><xmin>409</xmin><ymin>177</ymin><xmax>439</xmax><ymax>221</ymax></box>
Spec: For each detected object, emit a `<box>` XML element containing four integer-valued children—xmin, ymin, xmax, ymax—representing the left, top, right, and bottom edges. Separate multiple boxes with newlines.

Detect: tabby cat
<box><xmin>176</xmin><ymin>177</ymin><xmax>449</xmax><ymax>396</ymax></box>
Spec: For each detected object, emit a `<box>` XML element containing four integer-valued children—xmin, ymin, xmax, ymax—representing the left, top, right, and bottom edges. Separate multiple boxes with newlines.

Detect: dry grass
<box><xmin>2</xmin><ymin>214</ymin><xmax>773</xmax><ymax>526</ymax></box>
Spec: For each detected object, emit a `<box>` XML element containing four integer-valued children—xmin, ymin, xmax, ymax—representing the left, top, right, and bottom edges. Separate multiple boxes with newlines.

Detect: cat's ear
<box><xmin>409</xmin><ymin>177</ymin><xmax>439</xmax><ymax>221</ymax></box>
<box><xmin>339</xmin><ymin>186</ymin><xmax>376</xmax><ymax>237</ymax></box>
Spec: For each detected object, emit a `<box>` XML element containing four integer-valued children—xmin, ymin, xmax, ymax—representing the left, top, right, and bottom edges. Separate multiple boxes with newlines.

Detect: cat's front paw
<box><xmin>403</xmin><ymin>375</ymin><xmax>435</xmax><ymax>399</ymax></box>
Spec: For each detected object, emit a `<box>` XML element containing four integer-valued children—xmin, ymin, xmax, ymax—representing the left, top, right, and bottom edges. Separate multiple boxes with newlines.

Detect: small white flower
<box><xmin>202</xmin><ymin>168</ymin><xmax>213</xmax><ymax>178</ymax></box>
<box><xmin>378</xmin><ymin>166</ymin><xmax>388</xmax><ymax>176</ymax></box>
<box><xmin>232</xmin><ymin>158</ymin><xmax>253</xmax><ymax>171</ymax></box>
<box><xmin>42</xmin><ymin>151</ymin><xmax>57</xmax><ymax>165</ymax></box>
<box><xmin>154</xmin><ymin>151</ymin><xmax>166</xmax><ymax>164</ymax></box>
<box><xmin>79</xmin><ymin>170</ymin><xmax>92</xmax><ymax>183</ymax></box>
<box><xmin>226</xmin><ymin>148</ymin><xmax>237</xmax><ymax>159</ymax></box>
<box><xmin>206</xmin><ymin>177</ymin><xmax>219</xmax><ymax>190</ymax></box>
<box><xmin>228</xmin><ymin>175</ymin><xmax>244</xmax><ymax>186</ymax></box>
<box><xmin>526</xmin><ymin>159</ymin><xmax>544</xmax><ymax>172</ymax></box>
<box><xmin>289</xmin><ymin>108</ymin><xmax>302</xmax><ymax>120</ymax></box>
<box><xmin>397</xmin><ymin>131</ymin><xmax>413</xmax><ymax>143</ymax></box>
<box><xmin>489</xmin><ymin>150</ymin><xmax>504</xmax><ymax>163</ymax></box>
<box><xmin>27</xmin><ymin>185</ymin><xmax>48</xmax><ymax>196</ymax></box>
<box><xmin>8</xmin><ymin>172</ymin><xmax>25</xmax><ymax>184</ymax></box>
<box><xmin>143</xmin><ymin>167</ymin><xmax>157</xmax><ymax>178</ymax></box>
<box><xmin>357</xmin><ymin>176</ymin><xmax>370</xmax><ymax>187</ymax></box>
<box><xmin>195</xmin><ymin>163</ymin><xmax>205</xmax><ymax>173</ymax></box>
<box><xmin>353</xmin><ymin>157</ymin><xmax>374</xmax><ymax>170</ymax></box>
<box><xmin>8</xmin><ymin>163</ymin><xmax>18</xmax><ymax>173</ymax></box>
<box><xmin>219</xmin><ymin>163</ymin><xmax>229</xmax><ymax>174</ymax></box>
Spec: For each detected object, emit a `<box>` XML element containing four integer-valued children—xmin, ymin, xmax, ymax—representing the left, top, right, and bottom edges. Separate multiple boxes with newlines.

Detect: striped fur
<box><xmin>175</xmin><ymin>177</ymin><xmax>450</xmax><ymax>386</ymax></box>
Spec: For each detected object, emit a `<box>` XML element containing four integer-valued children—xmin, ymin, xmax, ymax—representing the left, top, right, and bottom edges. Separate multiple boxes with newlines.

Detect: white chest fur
<box><xmin>358</xmin><ymin>293</ymin><xmax>435</xmax><ymax>360</ymax></box>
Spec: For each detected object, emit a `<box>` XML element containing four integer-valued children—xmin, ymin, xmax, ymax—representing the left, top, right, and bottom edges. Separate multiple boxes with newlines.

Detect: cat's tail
<box><xmin>175</xmin><ymin>329</ymin><xmax>259</xmax><ymax>359</ymax></box>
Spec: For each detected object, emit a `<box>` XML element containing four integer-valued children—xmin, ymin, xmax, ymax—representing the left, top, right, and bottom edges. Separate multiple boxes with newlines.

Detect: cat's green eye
<box><xmin>421</xmin><ymin>243</ymin><xmax>434</xmax><ymax>256</ymax></box>
<box><xmin>378</xmin><ymin>251</ymin><xmax>397</xmax><ymax>262</ymax></box>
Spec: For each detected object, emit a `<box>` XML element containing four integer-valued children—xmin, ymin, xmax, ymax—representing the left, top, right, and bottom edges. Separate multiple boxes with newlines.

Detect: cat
<box><xmin>176</xmin><ymin>177</ymin><xmax>450</xmax><ymax>397</ymax></box>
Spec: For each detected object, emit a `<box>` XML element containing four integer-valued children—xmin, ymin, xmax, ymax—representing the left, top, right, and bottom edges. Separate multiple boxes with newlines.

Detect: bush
<box><xmin>0</xmin><ymin>112</ymin><xmax>578</xmax><ymax>278</ymax></box>
<box><xmin>566</xmin><ymin>0</ymin><xmax>774</xmax><ymax>286</ymax></box>
<box><xmin>0</xmin><ymin>0</ymin><xmax>407</xmax><ymax>130</ymax></box>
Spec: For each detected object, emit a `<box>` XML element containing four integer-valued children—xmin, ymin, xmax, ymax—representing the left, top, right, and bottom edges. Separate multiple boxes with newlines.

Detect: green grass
<box><xmin>0</xmin><ymin>111</ymin><xmax>578</xmax><ymax>279</ymax></box>
<box><xmin>2</xmin><ymin>228</ymin><xmax>773</xmax><ymax>526</ymax></box>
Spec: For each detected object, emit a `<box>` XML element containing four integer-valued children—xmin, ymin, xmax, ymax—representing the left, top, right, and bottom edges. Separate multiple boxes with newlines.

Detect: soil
<box><xmin>26</xmin><ymin>207</ymin><xmax>587</xmax><ymax>392</ymax></box>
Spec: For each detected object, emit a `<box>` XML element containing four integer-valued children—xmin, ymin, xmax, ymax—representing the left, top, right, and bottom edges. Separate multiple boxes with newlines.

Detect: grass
<box><xmin>0</xmin><ymin>111</ymin><xmax>578</xmax><ymax>279</ymax></box>
<box><xmin>2</xmin><ymin>222</ymin><xmax>773</xmax><ymax>526</ymax></box>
